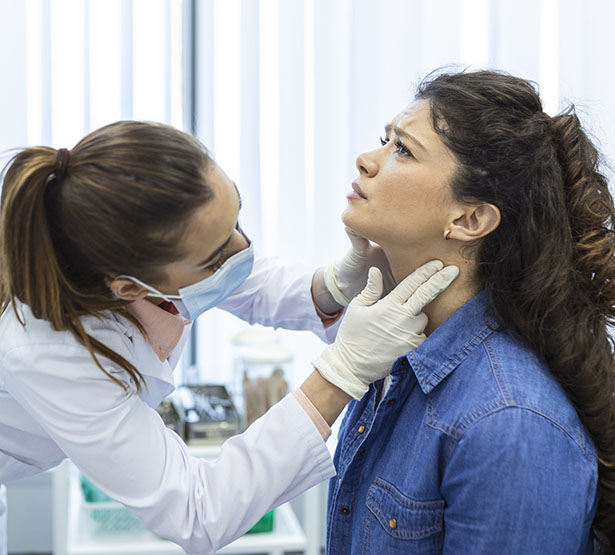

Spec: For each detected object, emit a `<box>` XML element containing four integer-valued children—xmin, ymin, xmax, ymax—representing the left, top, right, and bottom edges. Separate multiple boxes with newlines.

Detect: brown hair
<box><xmin>0</xmin><ymin>121</ymin><xmax>213</xmax><ymax>391</ymax></box>
<box><xmin>417</xmin><ymin>69</ymin><xmax>615</xmax><ymax>551</ymax></box>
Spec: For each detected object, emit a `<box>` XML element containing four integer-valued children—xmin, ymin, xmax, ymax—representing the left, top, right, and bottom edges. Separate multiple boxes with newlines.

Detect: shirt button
<box><xmin>358</xmin><ymin>425</ymin><xmax>366</xmax><ymax>434</ymax></box>
<box><xmin>387</xmin><ymin>398</ymin><xmax>396</xmax><ymax>406</ymax></box>
<box><xmin>389</xmin><ymin>518</ymin><xmax>397</xmax><ymax>529</ymax></box>
<box><xmin>341</xmin><ymin>506</ymin><xmax>351</xmax><ymax>515</ymax></box>
<box><xmin>357</xmin><ymin>449</ymin><xmax>366</xmax><ymax>456</ymax></box>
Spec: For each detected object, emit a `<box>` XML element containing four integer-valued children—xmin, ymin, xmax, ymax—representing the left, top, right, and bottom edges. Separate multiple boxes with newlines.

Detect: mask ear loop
<box><xmin>112</xmin><ymin>275</ymin><xmax>182</xmax><ymax>301</ymax></box>
<box><xmin>109</xmin><ymin>226</ymin><xmax>252</xmax><ymax>302</ymax></box>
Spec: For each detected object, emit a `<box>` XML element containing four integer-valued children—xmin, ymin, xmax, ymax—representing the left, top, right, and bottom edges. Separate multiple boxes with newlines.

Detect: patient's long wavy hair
<box><xmin>0</xmin><ymin>121</ymin><xmax>213</xmax><ymax>391</ymax></box>
<box><xmin>417</xmin><ymin>69</ymin><xmax>615</xmax><ymax>551</ymax></box>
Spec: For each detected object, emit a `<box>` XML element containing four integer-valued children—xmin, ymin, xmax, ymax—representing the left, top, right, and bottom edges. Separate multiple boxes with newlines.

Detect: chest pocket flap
<box><xmin>366</xmin><ymin>477</ymin><xmax>444</xmax><ymax>540</ymax></box>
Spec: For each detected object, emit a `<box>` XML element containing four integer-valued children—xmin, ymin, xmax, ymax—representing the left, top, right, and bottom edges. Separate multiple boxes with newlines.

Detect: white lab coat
<box><xmin>0</xmin><ymin>257</ymin><xmax>338</xmax><ymax>554</ymax></box>
<box><xmin>0</xmin><ymin>486</ymin><xmax>5</xmax><ymax>555</ymax></box>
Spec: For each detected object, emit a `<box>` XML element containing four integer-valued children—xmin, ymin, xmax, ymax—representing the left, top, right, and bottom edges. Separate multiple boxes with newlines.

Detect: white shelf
<box><xmin>53</xmin><ymin>445</ymin><xmax>309</xmax><ymax>555</ymax></box>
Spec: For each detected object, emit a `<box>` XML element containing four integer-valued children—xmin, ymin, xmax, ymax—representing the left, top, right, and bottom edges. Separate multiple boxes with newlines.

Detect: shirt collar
<box><xmin>404</xmin><ymin>290</ymin><xmax>496</xmax><ymax>395</ymax></box>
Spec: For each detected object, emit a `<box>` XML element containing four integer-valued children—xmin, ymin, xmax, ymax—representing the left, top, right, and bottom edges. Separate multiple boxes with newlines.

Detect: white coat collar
<box><xmin>111</xmin><ymin>311</ymin><xmax>192</xmax><ymax>408</ymax></box>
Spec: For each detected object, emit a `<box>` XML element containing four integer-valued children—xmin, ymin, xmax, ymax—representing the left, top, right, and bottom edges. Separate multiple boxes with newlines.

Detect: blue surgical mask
<box><xmin>117</xmin><ymin>241</ymin><xmax>254</xmax><ymax>321</ymax></box>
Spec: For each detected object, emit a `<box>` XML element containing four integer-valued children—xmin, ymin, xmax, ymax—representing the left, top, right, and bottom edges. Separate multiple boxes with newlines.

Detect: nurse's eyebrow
<box><xmin>384</xmin><ymin>123</ymin><xmax>426</xmax><ymax>152</ymax></box>
<box><xmin>199</xmin><ymin>183</ymin><xmax>243</xmax><ymax>267</ymax></box>
<box><xmin>200</xmin><ymin>234</ymin><xmax>234</xmax><ymax>267</ymax></box>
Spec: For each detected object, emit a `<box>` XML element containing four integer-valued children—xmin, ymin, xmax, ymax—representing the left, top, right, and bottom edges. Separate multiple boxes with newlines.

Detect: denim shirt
<box><xmin>326</xmin><ymin>292</ymin><xmax>598</xmax><ymax>554</ymax></box>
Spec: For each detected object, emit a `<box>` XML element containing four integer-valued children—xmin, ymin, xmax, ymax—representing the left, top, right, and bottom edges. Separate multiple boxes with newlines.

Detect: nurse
<box><xmin>0</xmin><ymin>121</ymin><xmax>457</xmax><ymax>554</ymax></box>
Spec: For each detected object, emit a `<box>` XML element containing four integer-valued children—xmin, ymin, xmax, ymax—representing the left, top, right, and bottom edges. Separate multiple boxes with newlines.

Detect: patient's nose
<box><xmin>356</xmin><ymin>152</ymin><xmax>378</xmax><ymax>177</ymax></box>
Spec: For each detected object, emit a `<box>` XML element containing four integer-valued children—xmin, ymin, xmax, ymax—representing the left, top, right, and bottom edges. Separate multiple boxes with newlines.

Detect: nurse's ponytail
<box><xmin>0</xmin><ymin>121</ymin><xmax>214</xmax><ymax>391</ymax></box>
<box><xmin>0</xmin><ymin>146</ymin><xmax>137</xmax><ymax>389</ymax></box>
<box><xmin>0</xmin><ymin>147</ymin><xmax>62</xmax><ymax>315</ymax></box>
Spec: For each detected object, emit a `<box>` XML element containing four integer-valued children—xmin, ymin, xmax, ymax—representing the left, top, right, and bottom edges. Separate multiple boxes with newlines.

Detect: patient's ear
<box><xmin>448</xmin><ymin>203</ymin><xmax>500</xmax><ymax>242</ymax></box>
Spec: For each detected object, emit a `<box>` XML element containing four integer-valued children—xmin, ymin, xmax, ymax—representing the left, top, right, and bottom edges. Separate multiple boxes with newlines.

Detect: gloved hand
<box><xmin>313</xmin><ymin>260</ymin><xmax>459</xmax><ymax>400</ymax></box>
<box><xmin>323</xmin><ymin>228</ymin><xmax>397</xmax><ymax>306</ymax></box>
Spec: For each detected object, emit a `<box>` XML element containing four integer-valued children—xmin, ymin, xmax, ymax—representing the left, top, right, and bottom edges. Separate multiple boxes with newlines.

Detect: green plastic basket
<box><xmin>246</xmin><ymin>510</ymin><xmax>275</xmax><ymax>534</ymax></box>
<box><xmin>80</xmin><ymin>475</ymin><xmax>146</xmax><ymax>534</ymax></box>
<box><xmin>81</xmin><ymin>474</ymin><xmax>274</xmax><ymax>535</ymax></box>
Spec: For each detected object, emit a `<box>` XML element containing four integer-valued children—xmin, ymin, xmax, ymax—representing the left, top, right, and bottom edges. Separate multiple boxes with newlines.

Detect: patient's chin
<box><xmin>341</xmin><ymin>208</ymin><xmax>370</xmax><ymax>238</ymax></box>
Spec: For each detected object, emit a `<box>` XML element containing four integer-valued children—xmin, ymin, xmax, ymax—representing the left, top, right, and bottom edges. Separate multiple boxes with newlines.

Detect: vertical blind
<box><xmin>23</xmin><ymin>0</ymin><xmax>185</xmax><ymax>148</ymax></box>
<box><xmin>1</xmin><ymin>0</ymin><xmax>614</xmax><ymax>385</ymax></box>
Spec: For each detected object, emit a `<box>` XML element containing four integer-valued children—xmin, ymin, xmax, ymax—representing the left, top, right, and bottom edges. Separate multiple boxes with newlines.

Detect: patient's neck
<box><xmin>387</xmin><ymin>248</ymin><xmax>479</xmax><ymax>336</ymax></box>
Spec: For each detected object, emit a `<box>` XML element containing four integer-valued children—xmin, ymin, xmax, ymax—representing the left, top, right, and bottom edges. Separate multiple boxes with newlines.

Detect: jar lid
<box><xmin>238</xmin><ymin>344</ymin><xmax>293</xmax><ymax>364</ymax></box>
<box><xmin>232</xmin><ymin>327</ymin><xmax>280</xmax><ymax>347</ymax></box>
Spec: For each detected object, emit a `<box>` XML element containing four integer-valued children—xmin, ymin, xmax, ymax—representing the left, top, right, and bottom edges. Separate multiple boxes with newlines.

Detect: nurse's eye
<box><xmin>204</xmin><ymin>248</ymin><xmax>228</xmax><ymax>273</ymax></box>
<box><xmin>207</xmin><ymin>259</ymin><xmax>224</xmax><ymax>272</ymax></box>
<box><xmin>395</xmin><ymin>139</ymin><xmax>414</xmax><ymax>158</ymax></box>
<box><xmin>379</xmin><ymin>136</ymin><xmax>388</xmax><ymax>146</ymax></box>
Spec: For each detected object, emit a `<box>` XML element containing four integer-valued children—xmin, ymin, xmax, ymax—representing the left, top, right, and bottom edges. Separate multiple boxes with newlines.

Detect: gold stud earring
<box><xmin>443</xmin><ymin>229</ymin><xmax>451</xmax><ymax>240</ymax></box>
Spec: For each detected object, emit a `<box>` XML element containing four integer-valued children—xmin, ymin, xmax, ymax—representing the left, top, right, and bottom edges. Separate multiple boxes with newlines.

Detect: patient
<box><xmin>326</xmin><ymin>69</ymin><xmax>615</xmax><ymax>554</ymax></box>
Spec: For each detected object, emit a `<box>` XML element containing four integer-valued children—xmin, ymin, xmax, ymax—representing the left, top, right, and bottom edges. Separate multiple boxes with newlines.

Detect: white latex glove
<box><xmin>313</xmin><ymin>260</ymin><xmax>459</xmax><ymax>400</ymax></box>
<box><xmin>323</xmin><ymin>228</ymin><xmax>397</xmax><ymax>306</ymax></box>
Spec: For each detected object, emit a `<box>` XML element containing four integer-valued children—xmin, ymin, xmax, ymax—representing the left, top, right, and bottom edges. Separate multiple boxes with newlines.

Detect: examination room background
<box><xmin>1</xmin><ymin>0</ymin><xmax>614</xmax><ymax>553</ymax></box>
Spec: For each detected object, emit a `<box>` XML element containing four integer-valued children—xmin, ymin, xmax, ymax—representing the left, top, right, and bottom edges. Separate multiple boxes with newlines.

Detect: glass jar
<box><xmin>232</xmin><ymin>328</ymin><xmax>293</xmax><ymax>428</ymax></box>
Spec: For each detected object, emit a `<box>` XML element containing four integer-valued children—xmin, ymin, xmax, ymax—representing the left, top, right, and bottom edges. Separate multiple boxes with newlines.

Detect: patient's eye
<box><xmin>395</xmin><ymin>140</ymin><xmax>414</xmax><ymax>158</ymax></box>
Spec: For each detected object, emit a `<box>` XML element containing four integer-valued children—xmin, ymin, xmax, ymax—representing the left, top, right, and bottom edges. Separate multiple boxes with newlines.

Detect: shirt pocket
<box><xmin>363</xmin><ymin>477</ymin><xmax>444</xmax><ymax>555</ymax></box>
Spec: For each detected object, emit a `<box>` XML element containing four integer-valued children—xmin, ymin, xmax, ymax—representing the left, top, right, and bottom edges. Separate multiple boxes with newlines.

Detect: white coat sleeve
<box><xmin>217</xmin><ymin>256</ymin><xmax>341</xmax><ymax>343</ymax></box>
<box><xmin>2</xmin><ymin>342</ymin><xmax>335</xmax><ymax>554</ymax></box>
